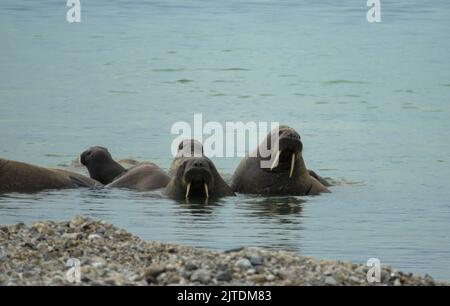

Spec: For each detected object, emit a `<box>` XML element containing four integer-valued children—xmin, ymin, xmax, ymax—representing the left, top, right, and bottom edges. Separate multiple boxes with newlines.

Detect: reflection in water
<box><xmin>242</xmin><ymin>196</ymin><xmax>305</xmax><ymax>223</ymax></box>
<box><xmin>174</xmin><ymin>200</ymin><xmax>225</xmax><ymax>215</ymax></box>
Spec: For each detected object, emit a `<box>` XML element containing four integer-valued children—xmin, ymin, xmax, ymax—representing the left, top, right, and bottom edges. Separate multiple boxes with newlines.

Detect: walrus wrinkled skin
<box><xmin>80</xmin><ymin>146</ymin><xmax>170</xmax><ymax>191</ymax></box>
<box><xmin>168</xmin><ymin>139</ymin><xmax>204</xmax><ymax>177</ymax></box>
<box><xmin>164</xmin><ymin>155</ymin><xmax>235</xmax><ymax>200</ymax></box>
<box><xmin>0</xmin><ymin>158</ymin><xmax>99</xmax><ymax>194</ymax></box>
<box><xmin>80</xmin><ymin>146</ymin><xmax>127</xmax><ymax>185</ymax></box>
<box><xmin>231</xmin><ymin>126</ymin><xmax>330</xmax><ymax>196</ymax></box>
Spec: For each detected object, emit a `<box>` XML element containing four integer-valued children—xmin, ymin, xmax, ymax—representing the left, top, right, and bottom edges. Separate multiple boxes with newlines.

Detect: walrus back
<box><xmin>0</xmin><ymin>159</ymin><xmax>70</xmax><ymax>193</ymax></box>
<box><xmin>0</xmin><ymin>158</ymin><xmax>99</xmax><ymax>193</ymax></box>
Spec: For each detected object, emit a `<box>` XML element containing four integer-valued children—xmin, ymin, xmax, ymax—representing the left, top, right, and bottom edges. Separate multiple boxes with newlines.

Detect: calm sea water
<box><xmin>1</xmin><ymin>0</ymin><xmax>450</xmax><ymax>280</ymax></box>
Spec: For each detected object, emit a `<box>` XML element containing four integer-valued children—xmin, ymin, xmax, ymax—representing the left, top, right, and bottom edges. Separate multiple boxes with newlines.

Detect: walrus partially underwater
<box><xmin>164</xmin><ymin>155</ymin><xmax>235</xmax><ymax>200</ymax></box>
<box><xmin>164</xmin><ymin>139</ymin><xmax>235</xmax><ymax>200</ymax></box>
<box><xmin>0</xmin><ymin>158</ymin><xmax>99</xmax><ymax>194</ymax></box>
<box><xmin>231</xmin><ymin>126</ymin><xmax>330</xmax><ymax>196</ymax></box>
<box><xmin>80</xmin><ymin>146</ymin><xmax>170</xmax><ymax>191</ymax></box>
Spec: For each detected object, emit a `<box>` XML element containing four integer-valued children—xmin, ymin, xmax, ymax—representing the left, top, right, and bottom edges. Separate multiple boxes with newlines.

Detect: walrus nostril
<box><xmin>193</xmin><ymin>161</ymin><xmax>204</xmax><ymax>168</ymax></box>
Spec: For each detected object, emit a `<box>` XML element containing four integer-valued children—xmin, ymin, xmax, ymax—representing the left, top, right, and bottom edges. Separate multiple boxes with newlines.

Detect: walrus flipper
<box><xmin>308</xmin><ymin>170</ymin><xmax>331</xmax><ymax>187</ymax></box>
<box><xmin>68</xmin><ymin>175</ymin><xmax>98</xmax><ymax>188</ymax></box>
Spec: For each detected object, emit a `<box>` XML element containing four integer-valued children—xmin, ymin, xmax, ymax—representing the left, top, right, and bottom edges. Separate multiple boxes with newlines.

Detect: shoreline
<box><xmin>0</xmin><ymin>215</ymin><xmax>446</xmax><ymax>286</ymax></box>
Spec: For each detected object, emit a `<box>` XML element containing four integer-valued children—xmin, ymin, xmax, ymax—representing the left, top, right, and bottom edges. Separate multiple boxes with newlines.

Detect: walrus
<box><xmin>164</xmin><ymin>154</ymin><xmax>235</xmax><ymax>201</ymax></box>
<box><xmin>80</xmin><ymin>146</ymin><xmax>170</xmax><ymax>191</ymax></box>
<box><xmin>0</xmin><ymin>158</ymin><xmax>100</xmax><ymax>194</ymax></box>
<box><xmin>168</xmin><ymin>139</ymin><xmax>204</xmax><ymax>177</ymax></box>
<box><xmin>231</xmin><ymin>125</ymin><xmax>330</xmax><ymax>196</ymax></box>
<box><xmin>80</xmin><ymin>146</ymin><xmax>127</xmax><ymax>185</ymax></box>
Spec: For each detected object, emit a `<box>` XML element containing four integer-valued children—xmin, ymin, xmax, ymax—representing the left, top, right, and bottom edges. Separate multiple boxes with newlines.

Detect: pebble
<box><xmin>217</xmin><ymin>270</ymin><xmax>232</xmax><ymax>282</ymax></box>
<box><xmin>144</xmin><ymin>265</ymin><xmax>166</xmax><ymax>278</ymax></box>
<box><xmin>88</xmin><ymin>234</ymin><xmax>101</xmax><ymax>240</ymax></box>
<box><xmin>190</xmin><ymin>269</ymin><xmax>211</xmax><ymax>284</ymax></box>
<box><xmin>235</xmin><ymin>258</ymin><xmax>252</xmax><ymax>269</ymax></box>
<box><xmin>61</xmin><ymin>233</ymin><xmax>79</xmax><ymax>240</ymax></box>
<box><xmin>325</xmin><ymin>276</ymin><xmax>337</xmax><ymax>286</ymax></box>
<box><xmin>248</xmin><ymin>275</ymin><xmax>266</xmax><ymax>283</ymax></box>
<box><xmin>249</xmin><ymin>255</ymin><xmax>263</xmax><ymax>266</ymax></box>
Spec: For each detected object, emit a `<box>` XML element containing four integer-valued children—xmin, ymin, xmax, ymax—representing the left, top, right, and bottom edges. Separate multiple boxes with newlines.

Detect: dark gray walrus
<box><xmin>164</xmin><ymin>153</ymin><xmax>235</xmax><ymax>201</ymax></box>
<box><xmin>0</xmin><ymin>158</ymin><xmax>99</xmax><ymax>194</ymax></box>
<box><xmin>80</xmin><ymin>146</ymin><xmax>170</xmax><ymax>191</ymax></box>
<box><xmin>231</xmin><ymin>125</ymin><xmax>330</xmax><ymax>196</ymax></box>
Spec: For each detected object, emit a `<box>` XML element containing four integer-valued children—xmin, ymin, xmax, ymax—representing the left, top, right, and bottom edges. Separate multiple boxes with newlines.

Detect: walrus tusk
<box><xmin>289</xmin><ymin>153</ymin><xmax>296</xmax><ymax>178</ymax></box>
<box><xmin>185</xmin><ymin>182</ymin><xmax>191</xmax><ymax>198</ymax></box>
<box><xmin>270</xmin><ymin>150</ymin><xmax>281</xmax><ymax>170</ymax></box>
<box><xmin>204</xmin><ymin>183</ymin><xmax>209</xmax><ymax>198</ymax></box>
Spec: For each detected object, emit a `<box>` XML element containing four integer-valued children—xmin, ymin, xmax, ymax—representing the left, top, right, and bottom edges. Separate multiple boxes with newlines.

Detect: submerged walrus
<box><xmin>80</xmin><ymin>146</ymin><xmax>170</xmax><ymax>191</ymax></box>
<box><xmin>231</xmin><ymin>126</ymin><xmax>330</xmax><ymax>196</ymax></box>
<box><xmin>0</xmin><ymin>158</ymin><xmax>99</xmax><ymax>194</ymax></box>
<box><xmin>165</xmin><ymin>154</ymin><xmax>235</xmax><ymax>200</ymax></box>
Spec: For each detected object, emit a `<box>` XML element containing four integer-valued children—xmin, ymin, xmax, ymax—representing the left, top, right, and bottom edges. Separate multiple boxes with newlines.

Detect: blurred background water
<box><xmin>1</xmin><ymin>0</ymin><xmax>449</xmax><ymax>280</ymax></box>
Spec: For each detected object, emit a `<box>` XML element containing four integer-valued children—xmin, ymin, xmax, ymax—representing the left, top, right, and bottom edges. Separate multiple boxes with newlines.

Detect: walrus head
<box><xmin>177</xmin><ymin>139</ymin><xmax>203</xmax><ymax>157</ymax></box>
<box><xmin>168</xmin><ymin>139</ymin><xmax>204</xmax><ymax>177</ymax></box>
<box><xmin>261</xmin><ymin>125</ymin><xmax>305</xmax><ymax>178</ymax></box>
<box><xmin>79</xmin><ymin>146</ymin><xmax>126</xmax><ymax>185</ymax></box>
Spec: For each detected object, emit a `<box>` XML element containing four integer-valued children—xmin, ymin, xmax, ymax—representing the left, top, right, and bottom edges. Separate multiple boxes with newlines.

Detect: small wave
<box><xmin>107</xmin><ymin>90</ymin><xmax>138</xmax><ymax>95</ymax></box>
<box><xmin>152</xmin><ymin>68</ymin><xmax>186</xmax><ymax>72</ymax></box>
<box><xmin>176</xmin><ymin>79</ymin><xmax>194</xmax><ymax>84</ymax></box>
<box><xmin>323</xmin><ymin>80</ymin><xmax>367</xmax><ymax>85</ymax></box>
<box><xmin>215</xmin><ymin>68</ymin><xmax>251</xmax><ymax>72</ymax></box>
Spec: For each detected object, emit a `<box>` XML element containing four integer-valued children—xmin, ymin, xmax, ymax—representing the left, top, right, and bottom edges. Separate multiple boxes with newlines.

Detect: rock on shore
<box><xmin>0</xmin><ymin>215</ymin><xmax>445</xmax><ymax>286</ymax></box>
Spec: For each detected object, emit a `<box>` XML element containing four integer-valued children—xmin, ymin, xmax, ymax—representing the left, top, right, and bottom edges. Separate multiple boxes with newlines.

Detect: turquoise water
<box><xmin>1</xmin><ymin>0</ymin><xmax>450</xmax><ymax>280</ymax></box>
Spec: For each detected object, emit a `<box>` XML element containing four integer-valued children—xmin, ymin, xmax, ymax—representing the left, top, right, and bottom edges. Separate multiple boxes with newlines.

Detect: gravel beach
<box><xmin>0</xmin><ymin>215</ymin><xmax>446</xmax><ymax>286</ymax></box>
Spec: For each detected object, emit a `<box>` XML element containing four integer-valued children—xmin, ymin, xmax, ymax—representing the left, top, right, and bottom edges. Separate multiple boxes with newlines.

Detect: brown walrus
<box><xmin>80</xmin><ymin>146</ymin><xmax>127</xmax><ymax>185</ymax></box>
<box><xmin>231</xmin><ymin>125</ymin><xmax>330</xmax><ymax>196</ymax></box>
<box><xmin>168</xmin><ymin>139</ymin><xmax>204</xmax><ymax>177</ymax></box>
<box><xmin>164</xmin><ymin>153</ymin><xmax>235</xmax><ymax>200</ymax></box>
<box><xmin>106</xmin><ymin>162</ymin><xmax>170</xmax><ymax>191</ymax></box>
<box><xmin>80</xmin><ymin>146</ymin><xmax>170</xmax><ymax>191</ymax></box>
<box><xmin>0</xmin><ymin>158</ymin><xmax>100</xmax><ymax>194</ymax></box>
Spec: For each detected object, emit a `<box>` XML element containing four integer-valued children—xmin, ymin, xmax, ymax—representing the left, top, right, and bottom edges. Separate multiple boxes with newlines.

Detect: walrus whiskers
<box><xmin>289</xmin><ymin>153</ymin><xmax>296</xmax><ymax>178</ymax></box>
<box><xmin>204</xmin><ymin>183</ymin><xmax>209</xmax><ymax>198</ymax></box>
<box><xmin>185</xmin><ymin>182</ymin><xmax>191</xmax><ymax>198</ymax></box>
<box><xmin>270</xmin><ymin>150</ymin><xmax>281</xmax><ymax>170</ymax></box>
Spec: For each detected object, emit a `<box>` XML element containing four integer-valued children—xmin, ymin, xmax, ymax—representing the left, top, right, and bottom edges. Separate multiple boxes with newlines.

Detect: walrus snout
<box><xmin>79</xmin><ymin>150</ymin><xmax>91</xmax><ymax>166</ymax></box>
<box><xmin>278</xmin><ymin>130</ymin><xmax>303</xmax><ymax>153</ymax></box>
<box><xmin>270</xmin><ymin>130</ymin><xmax>303</xmax><ymax>178</ymax></box>
<box><xmin>182</xmin><ymin>158</ymin><xmax>213</xmax><ymax>198</ymax></box>
<box><xmin>184</xmin><ymin>160</ymin><xmax>213</xmax><ymax>184</ymax></box>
